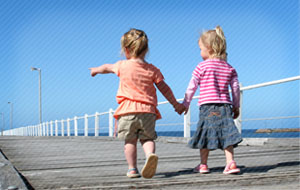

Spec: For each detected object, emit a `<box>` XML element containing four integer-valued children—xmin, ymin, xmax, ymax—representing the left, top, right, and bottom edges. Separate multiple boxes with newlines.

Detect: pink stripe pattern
<box><xmin>183</xmin><ymin>59</ymin><xmax>240</xmax><ymax>108</ymax></box>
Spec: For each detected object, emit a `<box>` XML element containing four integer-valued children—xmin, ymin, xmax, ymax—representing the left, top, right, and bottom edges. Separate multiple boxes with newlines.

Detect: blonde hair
<box><xmin>200</xmin><ymin>26</ymin><xmax>227</xmax><ymax>61</ymax></box>
<box><xmin>121</xmin><ymin>28</ymin><xmax>148</xmax><ymax>58</ymax></box>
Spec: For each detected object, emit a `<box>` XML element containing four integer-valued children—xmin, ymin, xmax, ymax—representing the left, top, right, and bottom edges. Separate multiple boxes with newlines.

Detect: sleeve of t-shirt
<box><xmin>151</xmin><ymin>64</ymin><xmax>164</xmax><ymax>84</ymax></box>
<box><xmin>111</xmin><ymin>60</ymin><xmax>122</xmax><ymax>77</ymax></box>
<box><xmin>182</xmin><ymin>75</ymin><xmax>199</xmax><ymax>108</ymax></box>
<box><xmin>230</xmin><ymin>69</ymin><xmax>240</xmax><ymax>108</ymax></box>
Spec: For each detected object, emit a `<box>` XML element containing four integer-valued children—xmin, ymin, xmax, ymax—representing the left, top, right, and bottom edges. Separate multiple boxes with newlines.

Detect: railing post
<box><xmin>37</xmin><ymin>124</ymin><xmax>39</xmax><ymax>136</ymax></box>
<box><xmin>184</xmin><ymin>108</ymin><xmax>191</xmax><ymax>138</ymax></box>
<box><xmin>46</xmin><ymin>122</ymin><xmax>49</xmax><ymax>136</ymax></box>
<box><xmin>95</xmin><ymin>112</ymin><xmax>99</xmax><ymax>136</ymax></box>
<box><xmin>43</xmin><ymin>123</ymin><xmax>46</xmax><ymax>136</ymax></box>
<box><xmin>38</xmin><ymin>124</ymin><xmax>42</xmax><ymax>136</ymax></box>
<box><xmin>30</xmin><ymin>126</ymin><xmax>32</xmax><ymax>136</ymax></box>
<box><xmin>234</xmin><ymin>83</ymin><xmax>243</xmax><ymax>134</ymax></box>
<box><xmin>74</xmin><ymin>116</ymin><xmax>78</xmax><ymax>136</ymax></box>
<box><xmin>108</xmin><ymin>108</ymin><xmax>114</xmax><ymax>137</ymax></box>
<box><xmin>50</xmin><ymin>121</ymin><xmax>53</xmax><ymax>136</ymax></box>
<box><xmin>67</xmin><ymin>118</ymin><xmax>71</xmax><ymax>136</ymax></box>
<box><xmin>55</xmin><ymin>120</ymin><xmax>58</xmax><ymax>136</ymax></box>
<box><xmin>84</xmin><ymin>114</ymin><xmax>88</xmax><ymax>136</ymax></box>
<box><xmin>61</xmin><ymin>120</ymin><xmax>64</xmax><ymax>136</ymax></box>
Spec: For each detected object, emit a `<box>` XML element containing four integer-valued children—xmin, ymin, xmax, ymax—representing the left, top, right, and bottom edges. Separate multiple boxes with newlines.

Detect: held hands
<box><xmin>232</xmin><ymin>107</ymin><xmax>240</xmax><ymax>119</ymax></box>
<box><xmin>174</xmin><ymin>103</ymin><xmax>188</xmax><ymax>115</ymax></box>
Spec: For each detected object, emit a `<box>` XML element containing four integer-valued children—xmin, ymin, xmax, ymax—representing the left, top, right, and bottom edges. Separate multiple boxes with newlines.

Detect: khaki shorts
<box><xmin>117</xmin><ymin>113</ymin><xmax>157</xmax><ymax>140</ymax></box>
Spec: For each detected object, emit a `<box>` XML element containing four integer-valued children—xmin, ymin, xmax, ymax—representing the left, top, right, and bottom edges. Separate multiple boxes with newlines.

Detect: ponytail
<box><xmin>215</xmin><ymin>26</ymin><xmax>225</xmax><ymax>41</ymax></box>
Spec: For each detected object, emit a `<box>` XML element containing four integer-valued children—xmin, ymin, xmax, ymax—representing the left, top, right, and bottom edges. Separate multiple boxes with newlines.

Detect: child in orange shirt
<box><xmin>89</xmin><ymin>28</ymin><xmax>184</xmax><ymax>179</ymax></box>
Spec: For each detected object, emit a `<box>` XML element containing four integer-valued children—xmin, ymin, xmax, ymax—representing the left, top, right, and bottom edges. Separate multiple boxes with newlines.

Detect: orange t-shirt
<box><xmin>112</xmin><ymin>58</ymin><xmax>164</xmax><ymax>119</ymax></box>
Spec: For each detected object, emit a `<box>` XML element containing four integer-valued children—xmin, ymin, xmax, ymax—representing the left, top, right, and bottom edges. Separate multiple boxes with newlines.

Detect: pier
<box><xmin>0</xmin><ymin>136</ymin><xmax>299</xmax><ymax>189</ymax></box>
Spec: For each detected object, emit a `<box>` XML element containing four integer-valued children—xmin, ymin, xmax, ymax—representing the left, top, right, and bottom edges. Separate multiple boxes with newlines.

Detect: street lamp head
<box><xmin>31</xmin><ymin>67</ymin><xmax>40</xmax><ymax>71</ymax></box>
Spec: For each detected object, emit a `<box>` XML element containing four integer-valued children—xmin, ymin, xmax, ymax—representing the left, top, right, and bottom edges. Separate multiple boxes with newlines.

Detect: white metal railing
<box><xmin>3</xmin><ymin>76</ymin><xmax>300</xmax><ymax>137</ymax></box>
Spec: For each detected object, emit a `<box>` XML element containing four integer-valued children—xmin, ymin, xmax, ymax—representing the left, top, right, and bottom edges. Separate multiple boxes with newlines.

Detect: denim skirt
<box><xmin>188</xmin><ymin>104</ymin><xmax>242</xmax><ymax>150</ymax></box>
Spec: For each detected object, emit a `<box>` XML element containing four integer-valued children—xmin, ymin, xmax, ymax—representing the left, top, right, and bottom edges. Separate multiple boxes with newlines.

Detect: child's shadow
<box><xmin>156</xmin><ymin>161</ymin><xmax>300</xmax><ymax>178</ymax></box>
<box><xmin>240</xmin><ymin>161</ymin><xmax>300</xmax><ymax>174</ymax></box>
<box><xmin>157</xmin><ymin>169</ymin><xmax>195</xmax><ymax>178</ymax></box>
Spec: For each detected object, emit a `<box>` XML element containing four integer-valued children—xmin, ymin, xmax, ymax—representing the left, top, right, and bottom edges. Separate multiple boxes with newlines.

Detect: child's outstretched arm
<box><xmin>155</xmin><ymin>80</ymin><xmax>186</xmax><ymax>114</ymax></box>
<box><xmin>89</xmin><ymin>64</ymin><xmax>114</xmax><ymax>77</ymax></box>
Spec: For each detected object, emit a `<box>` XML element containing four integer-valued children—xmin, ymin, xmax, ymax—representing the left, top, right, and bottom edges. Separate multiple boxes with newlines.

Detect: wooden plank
<box><xmin>0</xmin><ymin>136</ymin><xmax>299</xmax><ymax>189</ymax></box>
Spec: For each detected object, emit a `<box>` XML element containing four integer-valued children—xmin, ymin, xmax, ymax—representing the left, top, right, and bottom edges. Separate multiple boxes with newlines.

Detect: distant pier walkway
<box><xmin>0</xmin><ymin>136</ymin><xmax>299</xmax><ymax>189</ymax></box>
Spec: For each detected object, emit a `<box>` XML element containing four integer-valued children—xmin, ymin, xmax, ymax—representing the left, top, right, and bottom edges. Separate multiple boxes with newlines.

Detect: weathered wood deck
<box><xmin>0</xmin><ymin>136</ymin><xmax>299</xmax><ymax>190</ymax></box>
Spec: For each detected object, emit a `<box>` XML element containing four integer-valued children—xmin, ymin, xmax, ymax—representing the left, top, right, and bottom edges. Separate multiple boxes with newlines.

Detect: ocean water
<box><xmin>77</xmin><ymin>129</ymin><xmax>299</xmax><ymax>138</ymax></box>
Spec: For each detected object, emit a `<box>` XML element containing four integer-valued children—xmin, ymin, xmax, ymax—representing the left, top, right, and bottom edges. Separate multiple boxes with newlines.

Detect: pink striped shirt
<box><xmin>183</xmin><ymin>59</ymin><xmax>240</xmax><ymax>108</ymax></box>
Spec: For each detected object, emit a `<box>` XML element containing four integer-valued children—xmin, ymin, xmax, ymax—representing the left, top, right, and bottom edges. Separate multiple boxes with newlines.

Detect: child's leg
<box><xmin>140</xmin><ymin>139</ymin><xmax>155</xmax><ymax>156</ymax></box>
<box><xmin>138</xmin><ymin>114</ymin><xmax>158</xmax><ymax>178</ymax></box>
<box><xmin>223</xmin><ymin>145</ymin><xmax>240</xmax><ymax>174</ymax></box>
<box><xmin>193</xmin><ymin>148</ymin><xmax>210</xmax><ymax>173</ymax></box>
<box><xmin>224</xmin><ymin>145</ymin><xmax>234</xmax><ymax>165</ymax></box>
<box><xmin>124</xmin><ymin>138</ymin><xmax>138</xmax><ymax>169</ymax></box>
<box><xmin>200</xmin><ymin>148</ymin><xmax>209</xmax><ymax>165</ymax></box>
<box><xmin>140</xmin><ymin>139</ymin><xmax>158</xmax><ymax>178</ymax></box>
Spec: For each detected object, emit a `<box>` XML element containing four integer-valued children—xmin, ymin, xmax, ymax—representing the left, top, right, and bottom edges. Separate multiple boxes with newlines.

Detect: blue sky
<box><xmin>0</xmin><ymin>0</ymin><xmax>299</xmax><ymax>131</ymax></box>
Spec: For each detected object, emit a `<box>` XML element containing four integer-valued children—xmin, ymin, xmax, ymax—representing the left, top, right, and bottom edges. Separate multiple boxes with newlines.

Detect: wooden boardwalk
<box><xmin>0</xmin><ymin>136</ymin><xmax>299</xmax><ymax>190</ymax></box>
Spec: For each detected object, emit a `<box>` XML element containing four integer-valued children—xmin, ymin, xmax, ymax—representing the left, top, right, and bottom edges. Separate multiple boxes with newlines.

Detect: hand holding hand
<box><xmin>174</xmin><ymin>103</ymin><xmax>188</xmax><ymax>115</ymax></box>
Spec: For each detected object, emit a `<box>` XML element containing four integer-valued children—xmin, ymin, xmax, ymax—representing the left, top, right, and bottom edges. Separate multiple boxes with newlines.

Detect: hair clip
<box><xmin>135</xmin><ymin>34</ymin><xmax>143</xmax><ymax>41</ymax></box>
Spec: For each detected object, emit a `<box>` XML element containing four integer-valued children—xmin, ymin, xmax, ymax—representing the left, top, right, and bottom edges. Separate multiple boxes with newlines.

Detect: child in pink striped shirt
<box><xmin>180</xmin><ymin>26</ymin><xmax>242</xmax><ymax>175</ymax></box>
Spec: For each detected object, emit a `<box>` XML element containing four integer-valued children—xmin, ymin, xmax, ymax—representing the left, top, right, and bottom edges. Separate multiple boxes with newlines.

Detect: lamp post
<box><xmin>8</xmin><ymin>102</ymin><xmax>13</xmax><ymax>130</ymax></box>
<box><xmin>0</xmin><ymin>112</ymin><xmax>4</xmax><ymax>136</ymax></box>
<box><xmin>31</xmin><ymin>67</ymin><xmax>42</xmax><ymax>124</ymax></box>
